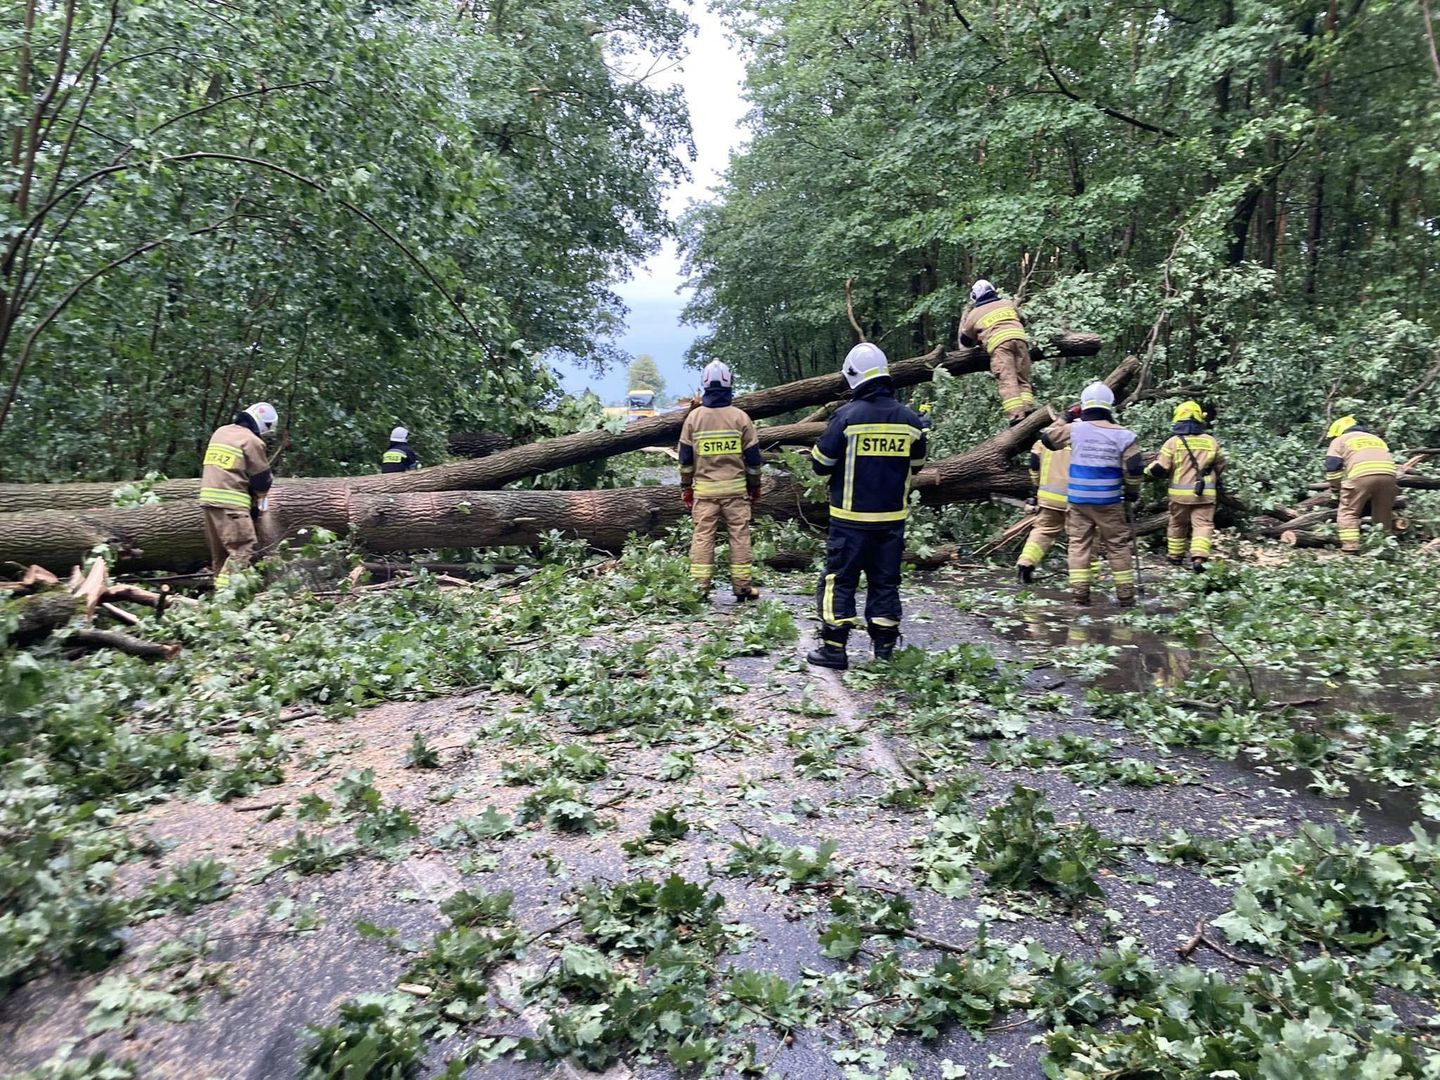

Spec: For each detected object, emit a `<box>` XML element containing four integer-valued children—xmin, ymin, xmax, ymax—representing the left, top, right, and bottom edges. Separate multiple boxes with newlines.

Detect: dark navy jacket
<box><xmin>811</xmin><ymin>379</ymin><xmax>929</xmax><ymax>528</ymax></box>
<box><xmin>381</xmin><ymin>442</ymin><xmax>419</xmax><ymax>473</ymax></box>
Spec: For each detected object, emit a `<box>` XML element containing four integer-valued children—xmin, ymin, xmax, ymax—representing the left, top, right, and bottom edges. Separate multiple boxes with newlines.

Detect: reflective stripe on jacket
<box><xmin>1029</xmin><ymin>439</ymin><xmax>1071</xmax><ymax>510</ymax></box>
<box><xmin>960</xmin><ymin>298</ymin><xmax>1028</xmax><ymax>353</ymax></box>
<box><xmin>200</xmin><ymin>422</ymin><xmax>270</xmax><ymax>509</ymax></box>
<box><xmin>1155</xmin><ymin>431</ymin><xmax>1226</xmax><ymax>505</ymax></box>
<box><xmin>811</xmin><ymin>383</ymin><xmax>929</xmax><ymax>527</ymax></box>
<box><xmin>678</xmin><ymin>398</ymin><xmax>762</xmax><ymax>499</ymax></box>
<box><xmin>1043</xmin><ymin>418</ymin><xmax>1142</xmax><ymax>506</ymax></box>
<box><xmin>1325</xmin><ymin>428</ymin><xmax>1396</xmax><ymax>488</ymax></box>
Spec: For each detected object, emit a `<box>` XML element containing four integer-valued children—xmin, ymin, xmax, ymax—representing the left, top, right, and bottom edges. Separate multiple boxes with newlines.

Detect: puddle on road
<box><xmin>935</xmin><ymin>566</ymin><xmax>1440</xmax><ymax>830</ymax></box>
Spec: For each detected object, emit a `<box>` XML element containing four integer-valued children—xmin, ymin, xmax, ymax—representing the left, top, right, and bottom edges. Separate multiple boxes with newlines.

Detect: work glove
<box><xmin>917</xmin><ymin>403</ymin><xmax>933</xmax><ymax>416</ymax></box>
<box><xmin>255</xmin><ymin>495</ymin><xmax>269</xmax><ymax>513</ymax></box>
<box><xmin>682</xmin><ymin>488</ymin><xmax>695</xmax><ymax>510</ymax></box>
<box><xmin>748</xmin><ymin>486</ymin><xmax>762</xmax><ymax>506</ymax></box>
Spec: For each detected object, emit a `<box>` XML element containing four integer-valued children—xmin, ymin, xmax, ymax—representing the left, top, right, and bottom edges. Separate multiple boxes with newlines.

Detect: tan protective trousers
<box><xmin>990</xmin><ymin>339</ymin><xmax>1034</xmax><ymax>420</ymax></box>
<box><xmin>689</xmin><ymin>496</ymin><xmax>753</xmax><ymax>588</ymax></box>
<box><xmin>1018</xmin><ymin>506</ymin><xmax>1066</xmax><ymax>567</ymax></box>
<box><xmin>1166</xmin><ymin>501</ymin><xmax>1216</xmax><ymax>560</ymax></box>
<box><xmin>1338</xmin><ymin>475</ymin><xmax>1397</xmax><ymax>552</ymax></box>
<box><xmin>203</xmin><ymin>506</ymin><xmax>257</xmax><ymax>585</ymax></box>
<box><xmin>1067</xmin><ymin>503</ymin><xmax>1135</xmax><ymax>599</ymax></box>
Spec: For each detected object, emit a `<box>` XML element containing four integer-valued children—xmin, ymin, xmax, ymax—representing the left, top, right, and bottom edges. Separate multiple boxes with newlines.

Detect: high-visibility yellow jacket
<box><xmin>1028</xmin><ymin>439</ymin><xmax>1072</xmax><ymax>510</ymax></box>
<box><xmin>1152</xmin><ymin>424</ymin><xmax>1227</xmax><ymax>505</ymax></box>
<box><xmin>199</xmin><ymin>419</ymin><xmax>272</xmax><ymax>510</ymax></box>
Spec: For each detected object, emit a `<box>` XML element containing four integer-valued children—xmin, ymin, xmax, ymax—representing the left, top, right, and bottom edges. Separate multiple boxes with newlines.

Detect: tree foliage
<box><xmin>626</xmin><ymin>353</ymin><xmax>667</xmax><ymax>400</ymax></box>
<box><xmin>2</xmin><ymin>0</ymin><xmax>692</xmax><ymax>479</ymax></box>
<box><xmin>681</xmin><ymin>0</ymin><xmax>1440</xmax><ymax>495</ymax></box>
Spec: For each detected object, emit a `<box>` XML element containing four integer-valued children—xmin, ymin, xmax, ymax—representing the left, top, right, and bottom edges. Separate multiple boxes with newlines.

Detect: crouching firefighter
<box><xmin>200</xmin><ymin>402</ymin><xmax>278</xmax><ymax>589</ymax></box>
<box><xmin>1324</xmin><ymin>415</ymin><xmax>1398</xmax><ymax>553</ymax></box>
<box><xmin>1017</xmin><ymin>404</ymin><xmax>1081</xmax><ymax>583</ymax></box>
<box><xmin>381</xmin><ymin>427</ymin><xmax>419</xmax><ymax>472</ymax></box>
<box><xmin>1147</xmin><ymin>400</ymin><xmax>1227</xmax><ymax>570</ymax></box>
<box><xmin>1041</xmin><ymin>382</ymin><xmax>1143</xmax><ymax>606</ymax></box>
<box><xmin>678</xmin><ymin>360</ymin><xmax>764</xmax><ymax>599</ymax></box>
<box><xmin>807</xmin><ymin>344</ymin><xmax>929</xmax><ymax>669</ymax></box>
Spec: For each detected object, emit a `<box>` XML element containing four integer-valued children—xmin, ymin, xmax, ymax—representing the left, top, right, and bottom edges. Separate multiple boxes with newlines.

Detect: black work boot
<box><xmin>869</xmin><ymin>627</ymin><xmax>901</xmax><ymax>662</ymax></box>
<box><xmin>806</xmin><ymin>643</ymin><xmax>848</xmax><ymax>670</ymax></box>
<box><xmin>1016</xmin><ymin>564</ymin><xmax>1035</xmax><ymax>584</ymax></box>
<box><xmin>733</xmin><ymin>582</ymin><xmax>761</xmax><ymax>601</ymax></box>
<box><xmin>1190</xmin><ymin>558</ymin><xmax>1206</xmax><ymax>573</ymax></box>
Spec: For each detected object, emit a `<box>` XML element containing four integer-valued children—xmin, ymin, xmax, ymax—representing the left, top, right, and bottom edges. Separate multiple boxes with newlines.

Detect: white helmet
<box><xmin>1080</xmin><ymin>381</ymin><xmax>1115</xmax><ymax>412</ymax></box>
<box><xmin>244</xmin><ymin>401</ymin><xmax>278</xmax><ymax>434</ymax></box>
<box><xmin>390</xmin><ymin>426</ymin><xmax>409</xmax><ymax>442</ymax></box>
<box><xmin>970</xmin><ymin>279</ymin><xmax>996</xmax><ymax>303</ymax></box>
<box><xmin>701</xmin><ymin>360</ymin><xmax>732</xmax><ymax>389</ymax></box>
<box><xmin>842</xmin><ymin>343</ymin><xmax>889</xmax><ymax>390</ymax></box>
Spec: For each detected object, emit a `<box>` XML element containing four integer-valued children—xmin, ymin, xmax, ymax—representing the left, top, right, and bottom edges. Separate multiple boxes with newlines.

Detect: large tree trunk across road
<box><xmin>0</xmin><ymin>356</ymin><xmax>1135</xmax><ymax>573</ymax></box>
<box><xmin>0</xmin><ymin>334</ymin><xmax>1100</xmax><ymax>514</ymax></box>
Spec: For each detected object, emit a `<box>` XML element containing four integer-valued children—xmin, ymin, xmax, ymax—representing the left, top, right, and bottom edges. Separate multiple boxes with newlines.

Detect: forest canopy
<box><xmin>681</xmin><ymin>0</ymin><xmax>1440</xmax><ymax>489</ymax></box>
<box><xmin>2</xmin><ymin>0</ymin><xmax>693</xmax><ymax>480</ymax></box>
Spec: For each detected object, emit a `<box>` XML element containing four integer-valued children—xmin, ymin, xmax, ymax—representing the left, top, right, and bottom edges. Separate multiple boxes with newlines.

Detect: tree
<box><xmin>0</xmin><ymin>0</ymin><xmax>692</xmax><ymax>481</ymax></box>
<box><xmin>627</xmin><ymin>354</ymin><xmax>667</xmax><ymax>401</ymax></box>
<box><xmin>680</xmin><ymin>0</ymin><xmax>1440</xmax><ymax>499</ymax></box>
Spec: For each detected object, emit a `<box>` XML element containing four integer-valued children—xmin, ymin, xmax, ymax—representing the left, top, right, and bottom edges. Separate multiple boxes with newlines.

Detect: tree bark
<box><xmin>0</xmin><ymin>333</ymin><xmax>1102</xmax><ymax>514</ymax></box>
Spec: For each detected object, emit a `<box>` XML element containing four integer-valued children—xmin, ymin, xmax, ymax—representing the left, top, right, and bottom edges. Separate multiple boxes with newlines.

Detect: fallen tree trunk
<box><xmin>0</xmin><ymin>333</ymin><xmax>1102</xmax><ymax>514</ymax></box>
<box><xmin>0</xmin><ymin>354</ymin><xmax>1133</xmax><ymax>573</ymax></box>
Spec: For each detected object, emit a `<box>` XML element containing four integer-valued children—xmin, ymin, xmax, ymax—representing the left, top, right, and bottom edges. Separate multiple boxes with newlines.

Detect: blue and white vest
<box><xmin>1067</xmin><ymin>421</ymin><xmax>1137</xmax><ymax>506</ymax></box>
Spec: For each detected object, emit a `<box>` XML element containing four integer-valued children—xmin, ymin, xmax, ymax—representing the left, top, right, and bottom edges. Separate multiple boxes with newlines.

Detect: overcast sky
<box><xmin>554</xmin><ymin>2</ymin><xmax>748</xmax><ymax>404</ymax></box>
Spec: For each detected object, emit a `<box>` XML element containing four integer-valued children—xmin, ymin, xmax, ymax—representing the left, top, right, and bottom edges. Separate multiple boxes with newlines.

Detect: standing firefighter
<box><xmin>1041</xmin><ymin>382</ymin><xmax>1143</xmax><ymax>606</ymax></box>
<box><xmin>960</xmin><ymin>279</ymin><xmax>1033</xmax><ymax>424</ymax></box>
<box><xmin>1017</xmin><ymin>404</ymin><xmax>1081</xmax><ymax>583</ymax></box>
<box><xmin>1325</xmin><ymin>416</ymin><xmax>1398</xmax><ymax>553</ymax></box>
<box><xmin>199</xmin><ymin>402</ymin><xmax>277</xmax><ymax>588</ymax></box>
<box><xmin>678</xmin><ymin>360</ymin><xmax>764</xmax><ymax>599</ymax></box>
<box><xmin>1147</xmin><ymin>401</ymin><xmax>1227</xmax><ymax>570</ymax></box>
<box><xmin>381</xmin><ymin>427</ymin><xmax>419</xmax><ymax>473</ymax></box>
<box><xmin>807</xmin><ymin>344</ymin><xmax>929</xmax><ymax>670</ymax></box>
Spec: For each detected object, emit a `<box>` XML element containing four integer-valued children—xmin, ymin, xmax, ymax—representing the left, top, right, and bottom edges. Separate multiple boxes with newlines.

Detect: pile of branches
<box><xmin>4</xmin><ymin>559</ymin><xmax>195</xmax><ymax>659</ymax></box>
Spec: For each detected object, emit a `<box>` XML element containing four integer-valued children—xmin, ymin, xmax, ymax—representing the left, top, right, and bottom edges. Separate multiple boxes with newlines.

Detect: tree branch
<box><xmin>1037</xmin><ymin>39</ymin><xmax>1179</xmax><ymax>139</ymax></box>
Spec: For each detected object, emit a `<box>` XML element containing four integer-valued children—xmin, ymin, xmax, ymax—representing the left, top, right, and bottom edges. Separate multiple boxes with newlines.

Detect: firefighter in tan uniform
<box><xmin>678</xmin><ymin>360</ymin><xmax>764</xmax><ymax>599</ymax></box>
<box><xmin>199</xmin><ymin>402</ymin><xmax>277</xmax><ymax>588</ymax></box>
<box><xmin>1017</xmin><ymin>404</ymin><xmax>1081</xmax><ymax>583</ymax></box>
<box><xmin>1324</xmin><ymin>416</ymin><xmax>1398</xmax><ymax>553</ymax></box>
<box><xmin>1147</xmin><ymin>401</ymin><xmax>1227</xmax><ymax>571</ymax></box>
<box><xmin>1040</xmin><ymin>382</ymin><xmax>1143</xmax><ymax>606</ymax></box>
<box><xmin>960</xmin><ymin>279</ymin><xmax>1033</xmax><ymax>424</ymax></box>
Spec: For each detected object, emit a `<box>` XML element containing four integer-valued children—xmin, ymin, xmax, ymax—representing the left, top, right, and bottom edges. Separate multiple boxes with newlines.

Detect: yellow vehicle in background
<box><xmin>603</xmin><ymin>388</ymin><xmax>659</xmax><ymax>425</ymax></box>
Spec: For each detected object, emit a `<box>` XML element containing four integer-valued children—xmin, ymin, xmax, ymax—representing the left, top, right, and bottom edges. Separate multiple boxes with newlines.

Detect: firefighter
<box><xmin>1324</xmin><ymin>415</ymin><xmax>1398</xmax><ymax>553</ymax></box>
<box><xmin>1146</xmin><ymin>400</ymin><xmax>1227</xmax><ymax>571</ymax></box>
<box><xmin>1040</xmin><ymin>382</ymin><xmax>1143</xmax><ymax>606</ymax></box>
<box><xmin>381</xmin><ymin>427</ymin><xmax>419</xmax><ymax>473</ymax></box>
<box><xmin>807</xmin><ymin>343</ymin><xmax>929</xmax><ymax>669</ymax></box>
<box><xmin>678</xmin><ymin>359</ymin><xmax>764</xmax><ymax>599</ymax></box>
<box><xmin>959</xmin><ymin>279</ymin><xmax>1033</xmax><ymax>424</ymax></box>
<box><xmin>1017</xmin><ymin>403</ymin><xmax>1081</xmax><ymax>583</ymax></box>
<box><xmin>199</xmin><ymin>402</ymin><xmax>277</xmax><ymax>588</ymax></box>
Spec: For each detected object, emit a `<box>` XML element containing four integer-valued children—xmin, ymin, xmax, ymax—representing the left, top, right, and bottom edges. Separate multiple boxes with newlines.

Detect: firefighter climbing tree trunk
<box><xmin>0</xmin><ymin>334</ymin><xmax>1101</xmax><ymax>513</ymax></box>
